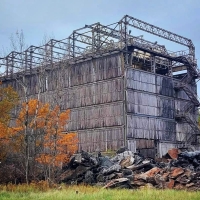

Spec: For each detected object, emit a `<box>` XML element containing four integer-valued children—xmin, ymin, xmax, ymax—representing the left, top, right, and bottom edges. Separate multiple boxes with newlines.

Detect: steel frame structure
<box><xmin>0</xmin><ymin>15</ymin><xmax>198</xmax><ymax>79</ymax></box>
<box><xmin>0</xmin><ymin>15</ymin><xmax>199</xmax><ymax>148</ymax></box>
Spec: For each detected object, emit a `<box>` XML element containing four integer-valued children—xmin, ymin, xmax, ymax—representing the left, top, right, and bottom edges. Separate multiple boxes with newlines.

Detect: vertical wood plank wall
<box><xmin>126</xmin><ymin>67</ymin><xmax>196</xmax><ymax>157</ymax></box>
<box><xmin>3</xmin><ymin>52</ymin><xmax>125</xmax><ymax>152</ymax></box>
<box><xmin>2</xmin><ymin>52</ymin><xmax>197</xmax><ymax>156</ymax></box>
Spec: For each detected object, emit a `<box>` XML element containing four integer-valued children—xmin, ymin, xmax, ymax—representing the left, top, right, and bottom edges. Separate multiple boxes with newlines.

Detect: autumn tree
<box><xmin>12</xmin><ymin>99</ymin><xmax>78</xmax><ymax>183</ymax></box>
<box><xmin>0</xmin><ymin>30</ymin><xmax>78</xmax><ymax>184</ymax></box>
<box><xmin>0</xmin><ymin>83</ymin><xmax>18</xmax><ymax>161</ymax></box>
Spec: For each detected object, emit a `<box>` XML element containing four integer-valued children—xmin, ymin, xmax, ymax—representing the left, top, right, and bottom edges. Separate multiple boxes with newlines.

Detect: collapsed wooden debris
<box><xmin>60</xmin><ymin>148</ymin><xmax>200</xmax><ymax>190</ymax></box>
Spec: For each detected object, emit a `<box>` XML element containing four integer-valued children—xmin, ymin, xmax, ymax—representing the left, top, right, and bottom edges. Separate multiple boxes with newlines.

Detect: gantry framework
<box><xmin>0</xmin><ymin>15</ymin><xmax>199</xmax><ymax>148</ymax></box>
<box><xmin>0</xmin><ymin>15</ymin><xmax>198</xmax><ymax>79</ymax></box>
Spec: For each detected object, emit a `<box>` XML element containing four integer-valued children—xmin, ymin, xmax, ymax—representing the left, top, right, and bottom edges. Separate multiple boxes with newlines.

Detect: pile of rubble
<box><xmin>60</xmin><ymin>148</ymin><xmax>200</xmax><ymax>190</ymax></box>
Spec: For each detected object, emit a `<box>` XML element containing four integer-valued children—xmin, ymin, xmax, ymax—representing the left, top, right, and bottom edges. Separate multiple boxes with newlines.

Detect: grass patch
<box><xmin>0</xmin><ymin>184</ymin><xmax>200</xmax><ymax>200</ymax></box>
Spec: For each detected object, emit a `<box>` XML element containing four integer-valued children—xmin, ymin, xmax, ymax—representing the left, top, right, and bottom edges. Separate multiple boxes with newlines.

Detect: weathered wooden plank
<box><xmin>78</xmin><ymin>127</ymin><xmax>124</xmax><ymax>152</ymax></box>
<box><xmin>127</xmin><ymin>115</ymin><xmax>176</xmax><ymax>141</ymax></box>
<box><xmin>136</xmin><ymin>139</ymin><xmax>155</xmax><ymax>149</ymax></box>
<box><xmin>1</xmin><ymin>52</ymin><xmax>198</xmax><ymax>156</ymax></box>
<box><xmin>157</xmin><ymin>76</ymin><xmax>174</xmax><ymax>97</ymax></box>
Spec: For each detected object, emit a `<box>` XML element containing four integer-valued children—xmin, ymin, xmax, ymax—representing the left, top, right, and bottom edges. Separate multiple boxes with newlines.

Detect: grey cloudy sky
<box><xmin>1</xmin><ymin>0</ymin><xmax>200</xmax><ymax>92</ymax></box>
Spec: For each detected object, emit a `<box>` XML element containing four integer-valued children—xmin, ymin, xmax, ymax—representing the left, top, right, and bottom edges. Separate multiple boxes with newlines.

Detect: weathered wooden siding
<box><xmin>126</xmin><ymin>68</ymin><xmax>177</xmax><ymax>148</ymax></box>
<box><xmin>127</xmin><ymin>115</ymin><xmax>176</xmax><ymax>141</ymax></box>
<box><xmin>68</xmin><ymin>102</ymin><xmax>124</xmax><ymax>130</ymax></box>
<box><xmin>63</xmin><ymin>53</ymin><xmax>125</xmax><ymax>151</ymax></box>
<box><xmin>2</xmin><ymin>52</ymin><xmax>198</xmax><ymax>156</ymax></box>
<box><xmin>126</xmin><ymin>70</ymin><xmax>156</xmax><ymax>93</ymax></box>
<box><xmin>127</xmin><ymin>90</ymin><xmax>174</xmax><ymax>118</ymax></box>
<box><xmin>4</xmin><ymin>52</ymin><xmax>125</xmax><ymax>152</ymax></box>
<box><xmin>136</xmin><ymin>139</ymin><xmax>156</xmax><ymax>158</ymax></box>
<box><xmin>61</xmin><ymin>78</ymin><xmax>123</xmax><ymax>109</ymax></box>
<box><xmin>157</xmin><ymin>76</ymin><xmax>174</xmax><ymax>97</ymax></box>
<box><xmin>127</xmin><ymin>91</ymin><xmax>157</xmax><ymax>116</ymax></box>
<box><xmin>78</xmin><ymin>127</ymin><xmax>124</xmax><ymax>152</ymax></box>
<box><xmin>126</xmin><ymin>68</ymin><xmax>174</xmax><ymax>97</ymax></box>
<box><xmin>125</xmin><ymin>67</ymin><xmax>197</xmax><ymax>157</ymax></box>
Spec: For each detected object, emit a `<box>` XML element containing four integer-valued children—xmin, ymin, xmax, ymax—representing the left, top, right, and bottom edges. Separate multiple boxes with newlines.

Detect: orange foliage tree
<box><xmin>12</xmin><ymin>99</ymin><xmax>78</xmax><ymax>182</ymax></box>
<box><xmin>35</xmin><ymin>105</ymin><xmax>78</xmax><ymax>181</ymax></box>
<box><xmin>0</xmin><ymin>83</ymin><xmax>18</xmax><ymax>161</ymax></box>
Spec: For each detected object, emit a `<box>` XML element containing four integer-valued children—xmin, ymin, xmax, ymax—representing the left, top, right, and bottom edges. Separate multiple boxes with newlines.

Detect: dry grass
<box><xmin>0</xmin><ymin>184</ymin><xmax>200</xmax><ymax>200</ymax></box>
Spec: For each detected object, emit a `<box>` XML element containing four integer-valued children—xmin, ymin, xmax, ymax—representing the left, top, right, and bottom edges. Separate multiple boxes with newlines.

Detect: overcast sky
<box><xmin>1</xmin><ymin>0</ymin><xmax>200</xmax><ymax>92</ymax></box>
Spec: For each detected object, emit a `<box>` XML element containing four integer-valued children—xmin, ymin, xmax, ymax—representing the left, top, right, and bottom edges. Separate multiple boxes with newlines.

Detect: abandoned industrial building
<box><xmin>0</xmin><ymin>15</ymin><xmax>199</xmax><ymax>158</ymax></box>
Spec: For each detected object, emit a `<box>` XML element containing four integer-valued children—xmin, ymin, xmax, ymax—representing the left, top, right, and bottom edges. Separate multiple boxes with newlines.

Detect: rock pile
<box><xmin>60</xmin><ymin>148</ymin><xmax>200</xmax><ymax>190</ymax></box>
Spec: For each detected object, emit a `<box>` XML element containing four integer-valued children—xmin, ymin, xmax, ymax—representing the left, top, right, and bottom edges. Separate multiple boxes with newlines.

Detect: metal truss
<box><xmin>0</xmin><ymin>15</ymin><xmax>197</xmax><ymax>79</ymax></box>
<box><xmin>122</xmin><ymin>15</ymin><xmax>195</xmax><ymax>57</ymax></box>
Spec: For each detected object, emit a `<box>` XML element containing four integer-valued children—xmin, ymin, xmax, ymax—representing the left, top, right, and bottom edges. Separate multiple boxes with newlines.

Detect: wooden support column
<box><xmin>128</xmin><ymin>51</ymin><xmax>133</xmax><ymax>66</ymax></box>
<box><xmin>168</xmin><ymin>60</ymin><xmax>173</xmax><ymax>77</ymax></box>
<box><xmin>151</xmin><ymin>55</ymin><xmax>156</xmax><ymax>73</ymax></box>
